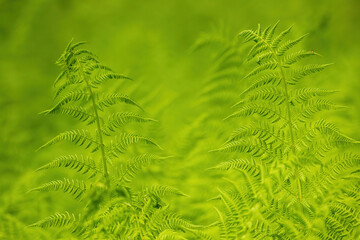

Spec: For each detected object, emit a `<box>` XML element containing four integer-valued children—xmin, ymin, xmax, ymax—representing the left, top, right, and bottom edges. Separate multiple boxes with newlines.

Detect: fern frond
<box><xmin>242</xmin><ymin>60</ymin><xmax>278</xmax><ymax>79</ymax></box>
<box><xmin>240</xmin><ymin>73</ymin><xmax>282</xmax><ymax>96</ymax></box>
<box><xmin>212</xmin><ymin>158</ymin><xmax>260</xmax><ymax>177</ymax></box>
<box><xmin>104</xmin><ymin>112</ymin><xmax>156</xmax><ymax>134</ymax></box>
<box><xmin>29</xmin><ymin>212</ymin><xmax>76</xmax><ymax>228</ymax></box>
<box><xmin>271</xmin><ymin>25</ymin><xmax>293</xmax><ymax>49</ymax></box>
<box><xmin>290</xmin><ymin>88</ymin><xmax>337</xmax><ymax>104</ymax></box>
<box><xmin>226</xmin><ymin>123</ymin><xmax>286</xmax><ymax>146</ymax></box>
<box><xmin>29</xmin><ymin>178</ymin><xmax>87</xmax><ymax>199</ymax></box>
<box><xmin>120</xmin><ymin>154</ymin><xmax>170</xmax><ymax>184</ymax></box>
<box><xmin>212</xmin><ymin>140</ymin><xmax>271</xmax><ymax>160</ymax></box>
<box><xmin>276</xmin><ymin>34</ymin><xmax>308</xmax><ymax>56</ymax></box>
<box><xmin>97</xmin><ymin>93</ymin><xmax>142</xmax><ymax>110</ymax></box>
<box><xmin>106</xmin><ymin>133</ymin><xmax>161</xmax><ymax>157</ymax></box>
<box><xmin>91</xmin><ymin>72</ymin><xmax>131</xmax><ymax>87</ymax></box>
<box><xmin>48</xmin><ymin>90</ymin><xmax>89</xmax><ymax>110</ymax></box>
<box><xmin>37</xmin><ymin>129</ymin><xmax>98</xmax><ymax>150</ymax></box>
<box><xmin>234</xmin><ymin>87</ymin><xmax>285</xmax><ymax>106</ymax></box>
<box><xmin>146</xmin><ymin>185</ymin><xmax>189</xmax><ymax>199</ymax></box>
<box><xmin>284</xmin><ymin>50</ymin><xmax>319</xmax><ymax>65</ymax></box>
<box><xmin>297</xmin><ymin>99</ymin><xmax>341</xmax><ymax>121</ymax></box>
<box><xmin>226</xmin><ymin>103</ymin><xmax>285</xmax><ymax>123</ymax></box>
<box><xmin>41</xmin><ymin>105</ymin><xmax>95</xmax><ymax>124</ymax></box>
<box><xmin>289</xmin><ymin>64</ymin><xmax>333</xmax><ymax>85</ymax></box>
<box><xmin>36</xmin><ymin>154</ymin><xmax>100</xmax><ymax>177</ymax></box>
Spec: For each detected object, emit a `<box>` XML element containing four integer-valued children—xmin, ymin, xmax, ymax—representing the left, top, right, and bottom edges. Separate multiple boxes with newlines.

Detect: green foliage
<box><xmin>210</xmin><ymin>23</ymin><xmax>360</xmax><ymax>239</ymax></box>
<box><xmin>28</xmin><ymin>41</ymin><xmax>205</xmax><ymax>239</ymax></box>
<box><xmin>1</xmin><ymin>2</ymin><xmax>359</xmax><ymax>239</ymax></box>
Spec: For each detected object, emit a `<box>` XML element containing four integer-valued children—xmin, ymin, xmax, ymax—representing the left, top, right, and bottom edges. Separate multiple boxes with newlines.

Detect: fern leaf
<box><xmin>91</xmin><ymin>72</ymin><xmax>131</xmax><ymax>87</ymax></box>
<box><xmin>240</xmin><ymin>73</ymin><xmax>282</xmax><ymax>96</ymax></box>
<box><xmin>49</xmin><ymin>90</ymin><xmax>90</xmax><ymax>110</ymax></box>
<box><xmin>212</xmin><ymin>140</ymin><xmax>271</xmax><ymax>159</ymax></box>
<box><xmin>271</xmin><ymin>25</ymin><xmax>293</xmax><ymax>49</ymax></box>
<box><xmin>238</xmin><ymin>29</ymin><xmax>261</xmax><ymax>43</ymax></box>
<box><xmin>105</xmin><ymin>112</ymin><xmax>156</xmax><ymax>134</ymax></box>
<box><xmin>37</xmin><ymin>129</ymin><xmax>98</xmax><ymax>150</ymax></box>
<box><xmin>265</xmin><ymin>21</ymin><xmax>279</xmax><ymax>42</ymax></box>
<box><xmin>212</xmin><ymin>158</ymin><xmax>260</xmax><ymax>177</ymax></box>
<box><xmin>121</xmin><ymin>154</ymin><xmax>170</xmax><ymax>183</ymax></box>
<box><xmin>36</xmin><ymin>154</ymin><xmax>100</xmax><ymax>177</ymax></box>
<box><xmin>242</xmin><ymin>60</ymin><xmax>278</xmax><ymax>79</ymax></box>
<box><xmin>146</xmin><ymin>185</ymin><xmax>189</xmax><ymax>199</ymax></box>
<box><xmin>97</xmin><ymin>93</ymin><xmax>142</xmax><ymax>110</ymax></box>
<box><xmin>276</xmin><ymin>34</ymin><xmax>308</xmax><ymax>56</ymax></box>
<box><xmin>106</xmin><ymin>133</ymin><xmax>162</xmax><ymax>157</ymax></box>
<box><xmin>41</xmin><ymin>105</ymin><xmax>95</xmax><ymax>124</ymax></box>
<box><xmin>226</xmin><ymin>103</ymin><xmax>284</xmax><ymax>123</ymax></box>
<box><xmin>234</xmin><ymin>87</ymin><xmax>285</xmax><ymax>106</ymax></box>
<box><xmin>29</xmin><ymin>178</ymin><xmax>87</xmax><ymax>199</ymax></box>
<box><xmin>290</xmin><ymin>88</ymin><xmax>337</xmax><ymax>104</ymax></box>
<box><xmin>54</xmin><ymin>70</ymin><xmax>67</xmax><ymax>86</ymax></box>
<box><xmin>29</xmin><ymin>212</ymin><xmax>76</xmax><ymax>228</ymax></box>
<box><xmin>284</xmin><ymin>50</ymin><xmax>319</xmax><ymax>65</ymax></box>
<box><xmin>289</xmin><ymin>64</ymin><xmax>333</xmax><ymax>85</ymax></box>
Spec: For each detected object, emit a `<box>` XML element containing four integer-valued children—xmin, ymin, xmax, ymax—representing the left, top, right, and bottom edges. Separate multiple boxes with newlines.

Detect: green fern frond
<box><xmin>290</xmin><ymin>88</ymin><xmax>337</xmax><ymax>104</ymax></box>
<box><xmin>37</xmin><ymin>129</ymin><xmax>98</xmax><ymax>150</ymax></box>
<box><xmin>226</xmin><ymin>103</ymin><xmax>285</xmax><ymax>123</ymax></box>
<box><xmin>234</xmin><ymin>87</ymin><xmax>285</xmax><ymax>106</ymax></box>
<box><xmin>104</xmin><ymin>112</ymin><xmax>156</xmax><ymax>134</ymax></box>
<box><xmin>121</xmin><ymin>154</ymin><xmax>170</xmax><ymax>183</ymax></box>
<box><xmin>29</xmin><ymin>178</ymin><xmax>87</xmax><ymax>199</ymax></box>
<box><xmin>276</xmin><ymin>34</ymin><xmax>308</xmax><ymax>56</ymax></box>
<box><xmin>29</xmin><ymin>212</ymin><xmax>76</xmax><ymax>229</ymax></box>
<box><xmin>271</xmin><ymin>25</ymin><xmax>293</xmax><ymax>49</ymax></box>
<box><xmin>289</xmin><ymin>64</ymin><xmax>333</xmax><ymax>85</ymax></box>
<box><xmin>36</xmin><ymin>154</ymin><xmax>100</xmax><ymax>177</ymax></box>
<box><xmin>240</xmin><ymin>73</ymin><xmax>282</xmax><ymax>96</ymax></box>
<box><xmin>146</xmin><ymin>185</ymin><xmax>189</xmax><ymax>199</ymax></box>
<box><xmin>106</xmin><ymin>133</ymin><xmax>162</xmax><ymax>157</ymax></box>
<box><xmin>212</xmin><ymin>140</ymin><xmax>272</xmax><ymax>160</ymax></box>
<box><xmin>91</xmin><ymin>72</ymin><xmax>131</xmax><ymax>88</ymax></box>
<box><xmin>225</xmin><ymin>123</ymin><xmax>286</xmax><ymax>145</ymax></box>
<box><xmin>284</xmin><ymin>50</ymin><xmax>319</xmax><ymax>65</ymax></box>
<box><xmin>41</xmin><ymin>105</ymin><xmax>95</xmax><ymax>124</ymax></box>
<box><xmin>212</xmin><ymin>158</ymin><xmax>260</xmax><ymax>177</ymax></box>
<box><xmin>47</xmin><ymin>90</ymin><xmax>90</xmax><ymax>110</ymax></box>
<box><xmin>97</xmin><ymin>93</ymin><xmax>142</xmax><ymax>110</ymax></box>
<box><xmin>242</xmin><ymin>60</ymin><xmax>278</xmax><ymax>79</ymax></box>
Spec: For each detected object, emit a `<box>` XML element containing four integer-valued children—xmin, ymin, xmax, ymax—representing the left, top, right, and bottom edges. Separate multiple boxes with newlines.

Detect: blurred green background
<box><xmin>0</xmin><ymin>0</ymin><xmax>359</xmax><ymax>238</ymax></box>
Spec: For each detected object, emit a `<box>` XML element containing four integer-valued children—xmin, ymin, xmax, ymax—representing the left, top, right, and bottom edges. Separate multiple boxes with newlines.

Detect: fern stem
<box><xmin>278</xmin><ymin>67</ymin><xmax>296</xmax><ymax>153</ymax></box>
<box><xmin>256</xmin><ymin>34</ymin><xmax>296</xmax><ymax>153</ymax></box>
<box><xmin>83</xmin><ymin>77</ymin><xmax>110</xmax><ymax>188</ymax></box>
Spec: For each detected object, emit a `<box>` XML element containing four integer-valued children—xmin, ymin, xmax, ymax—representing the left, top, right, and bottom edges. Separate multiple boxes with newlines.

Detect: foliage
<box><xmin>210</xmin><ymin>23</ymin><xmax>360</xmax><ymax>239</ymax></box>
<box><xmin>0</xmin><ymin>1</ymin><xmax>359</xmax><ymax>239</ymax></box>
<box><xmin>26</xmin><ymin>41</ymin><xmax>206</xmax><ymax>239</ymax></box>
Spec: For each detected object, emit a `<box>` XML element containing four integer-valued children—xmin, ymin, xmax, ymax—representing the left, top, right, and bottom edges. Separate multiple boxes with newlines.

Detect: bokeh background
<box><xmin>1</xmin><ymin>0</ymin><xmax>359</xmax><ymax>238</ymax></box>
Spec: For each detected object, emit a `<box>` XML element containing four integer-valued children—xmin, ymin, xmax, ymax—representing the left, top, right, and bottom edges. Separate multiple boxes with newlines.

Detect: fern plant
<box><xmin>29</xmin><ymin>40</ymin><xmax>207</xmax><ymax>239</ymax></box>
<box><xmin>211</xmin><ymin>23</ymin><xmax>360</xmax><ymax>239</ymax></box>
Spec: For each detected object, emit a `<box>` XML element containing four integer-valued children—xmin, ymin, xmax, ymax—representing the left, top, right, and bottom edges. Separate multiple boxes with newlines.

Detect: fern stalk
<box><xmin>252</xmin><ymin>31</ymin><xmax>296</xmax><ymax>153</ymax></box>
<box><xmin>82</xmin><ymin>71</ymin><xmax>110</xmax><ymax>187</ymax></box>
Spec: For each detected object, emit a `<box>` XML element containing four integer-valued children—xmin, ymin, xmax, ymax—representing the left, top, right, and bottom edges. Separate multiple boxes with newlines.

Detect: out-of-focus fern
<box><xmin>211</xmin><ymin>23</ymin><xmax>360</xmax><ymax>239</ymax></box>
<box><xmin>192</xmin><ymin>24</ymin><xmax>245</xmax><ymax>114</ymax></box>
<box><xmin>29</xmin><ymin>41</ymin><xmax>207</xmax><ymax>239</ymax></box>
